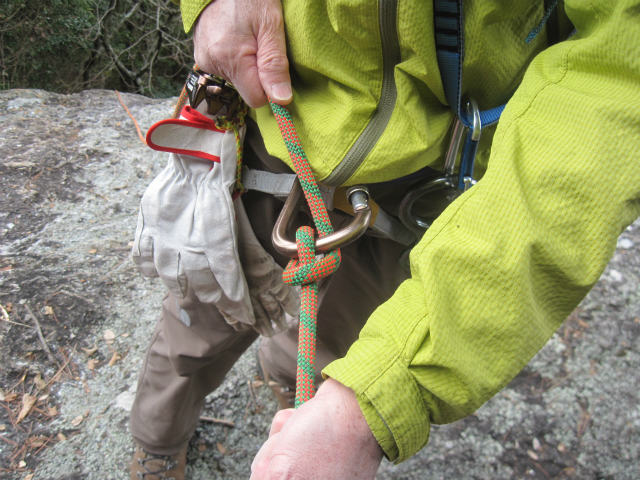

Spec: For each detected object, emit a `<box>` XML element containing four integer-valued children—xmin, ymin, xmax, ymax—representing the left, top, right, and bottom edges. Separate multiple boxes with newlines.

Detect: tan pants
<box><xmin>129</xmin><ymin>123</ymin><xmax>417</xmax><ymax>455</ymax></box>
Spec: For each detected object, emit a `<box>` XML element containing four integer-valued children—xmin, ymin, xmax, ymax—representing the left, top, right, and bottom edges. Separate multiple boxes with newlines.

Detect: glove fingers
<box><xmin>272</xmin><ymin>284</ymin><xmax>301</xmax><ymax>317</ymax></box>
<box><xmin>132</xmin><ymin>209</ymin><xmax>159</xmax><ymax>278</ymax></box>
<box><xmin>249</xmin><ymin>296</ymin><xmax>276</xmax><ymax>337</ymax></box>
<box><xmin>154</xmin><ymin>240</ymin><xmax>185</xmax><ymax>297</ymax></box>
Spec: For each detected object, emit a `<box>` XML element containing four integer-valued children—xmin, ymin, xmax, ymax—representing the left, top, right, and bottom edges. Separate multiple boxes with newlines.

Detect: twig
<box><xmin>116</xmin><ymin>90</ymin><xmax>147</xmax><ymax>145</ymax></box>
<box><xmin>199</xmin><ymin>416</ymin><xmax>235</xmax><ymax>428</ymax></box>
<box><xmin>23</xmin><ymin>304</ymin><xmax>57</xmax><ymax>365</ymax></box>
<box><xmin>247</xmin><ymin>379</ymin><xmax>258</xmax><ymax>411</ymax></box>
<box><xmin>44</xmin><ymin>289</ymin><xmax>93</xmax><ymax>305</ymax></box>
<box><xmin>33</xmin><ymin>434</ymin><xmax>55</xmax><ymax>456</ymax></box>
<box><xmin>0</xmin><ymin>302</ymin><xmax>31</xmax><ymax>328</ymax></box>
<box><xmin>0</xmin><ymin>435</ymin><xmax>18</xmax><ymax>446</ymax></box>
<box><xmin>0</xmin><ymin>302</ymin><xmax>11</xmax><ymax>322</ymax></box>
<box><xmin>44</xmin><ymin>347</ymin><xmax>76</xmax><ymax>388</ymax></box>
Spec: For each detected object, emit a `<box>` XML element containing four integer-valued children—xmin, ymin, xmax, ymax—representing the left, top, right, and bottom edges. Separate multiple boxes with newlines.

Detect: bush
<box><xmin>0</xmin><ymin>0</ymin><xmax>192</xmax><ymax>97</ymax></box>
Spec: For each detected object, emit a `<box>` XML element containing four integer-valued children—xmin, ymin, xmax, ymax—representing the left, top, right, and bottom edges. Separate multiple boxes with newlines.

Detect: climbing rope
<box><xmin>270</xmin><ymin>101</ymin><xmax>342</xmax><ymax>407</ymax></box>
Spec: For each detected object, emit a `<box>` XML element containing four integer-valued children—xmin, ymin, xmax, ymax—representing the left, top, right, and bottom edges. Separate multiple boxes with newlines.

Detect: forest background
<box><xmin>1</xmin><ymin>0</ymin><xmax>191</xmax><ymax>97</ymax></box>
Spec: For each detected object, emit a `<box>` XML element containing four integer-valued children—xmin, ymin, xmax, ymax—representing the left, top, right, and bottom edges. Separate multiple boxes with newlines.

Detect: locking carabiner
<box><xmin>398</xmin><ymin>98</ymin><xmax>483</xmax><ymax>232</ymax></box>
<box><xmin>271</xmin><ymin>180</ymin><xmax>372</xmax><ymax>258</ymax></box>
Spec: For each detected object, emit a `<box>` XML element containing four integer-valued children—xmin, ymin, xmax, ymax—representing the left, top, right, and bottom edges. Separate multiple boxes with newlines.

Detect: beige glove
<box><xmin>235</xmin><ymin>200</ymin><xmax>299</xmax><ymax>335</ymax></box>
<box><xmin>132</xmin><ymin>105</ymin><xmax>297</xmax><ymax>335</ymax></box>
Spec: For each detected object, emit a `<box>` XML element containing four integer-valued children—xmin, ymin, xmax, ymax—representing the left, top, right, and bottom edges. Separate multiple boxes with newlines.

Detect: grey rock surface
<box><xmin>0</xmin><ymin>89</ymin><xmax>638</xmax><ymax>479</ymax></box>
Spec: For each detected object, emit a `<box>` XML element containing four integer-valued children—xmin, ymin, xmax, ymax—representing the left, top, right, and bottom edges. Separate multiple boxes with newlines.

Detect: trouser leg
<box><xmin>130</xmin><ymin>289</ymin><xmax>257</xmax><ymax>455</ymax></box>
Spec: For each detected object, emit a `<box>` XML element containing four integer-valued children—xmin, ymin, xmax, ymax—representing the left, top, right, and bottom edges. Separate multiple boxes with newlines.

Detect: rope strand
<box><xmin>270</xmin><ymin>101</ymin><xmax>341</xmax><ymax>407</ymax></box>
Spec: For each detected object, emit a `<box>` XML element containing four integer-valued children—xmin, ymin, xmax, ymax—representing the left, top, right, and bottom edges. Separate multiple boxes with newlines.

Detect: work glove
<box><xmin>235</xmin><ymin>199</ymin><xmax>300</xmax><ymax>336</ymax></box>
<box><xmin>132</xmin><ymin>105</ymin><xmax>298</xmax><ymax>335</ymax></box>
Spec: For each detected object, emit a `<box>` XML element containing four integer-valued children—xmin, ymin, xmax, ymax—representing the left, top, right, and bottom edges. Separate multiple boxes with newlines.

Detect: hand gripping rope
<box><xmin>269</xmin><ymin>101</ymin><xmax>342</xmax><ymax>407</ymax></box>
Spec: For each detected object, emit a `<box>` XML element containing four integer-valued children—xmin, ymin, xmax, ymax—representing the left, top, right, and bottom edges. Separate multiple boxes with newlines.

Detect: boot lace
<box><xmin>136</xmin><ymin>452</ymin><xmax>178</xmax><ymax>480</ymax></box>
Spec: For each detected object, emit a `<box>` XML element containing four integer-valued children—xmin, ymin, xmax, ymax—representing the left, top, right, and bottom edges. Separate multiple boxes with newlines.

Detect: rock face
<box><xmin>0</xmin><ymin>89</ymin><xmax>639</xmax><ymax>479</ymax></box>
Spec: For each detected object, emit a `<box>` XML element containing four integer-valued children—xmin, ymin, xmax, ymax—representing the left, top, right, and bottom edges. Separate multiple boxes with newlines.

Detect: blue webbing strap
<box><xmin>433</xmin><ymin>0</ymin><xmax>506</xmax><ymax>189</ymax></box>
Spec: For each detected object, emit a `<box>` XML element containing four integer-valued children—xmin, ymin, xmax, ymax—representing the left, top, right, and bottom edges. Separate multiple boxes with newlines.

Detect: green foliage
<box><xmin>0</xmin><ymin>0</ymin><xmax>192</xmax><ymax>97</ymax></box>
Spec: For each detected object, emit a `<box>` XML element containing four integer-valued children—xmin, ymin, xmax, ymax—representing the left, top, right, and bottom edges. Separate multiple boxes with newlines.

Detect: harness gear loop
<box><xmin>269</xmin><ymin>101</ymin><xmax>343</xmax><ymax>407</ymax></box>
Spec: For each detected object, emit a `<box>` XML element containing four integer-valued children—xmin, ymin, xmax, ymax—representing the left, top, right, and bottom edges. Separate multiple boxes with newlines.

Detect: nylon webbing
<box><xmin>433</xmin><ymin>0</ymin><xmax>506</xmax><ymax>189</ymax></box>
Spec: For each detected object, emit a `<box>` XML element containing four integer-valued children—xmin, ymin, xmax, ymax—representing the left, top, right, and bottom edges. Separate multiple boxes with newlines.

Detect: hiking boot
<box><xmin>256</xmin><ymin>351</ymin><xmax>295</xmax><ymax>409</ymax></box>
<box><xmin>130</xmin><ymin>443</ymin><xmax>187</xmax><ymax>480</ymax></box>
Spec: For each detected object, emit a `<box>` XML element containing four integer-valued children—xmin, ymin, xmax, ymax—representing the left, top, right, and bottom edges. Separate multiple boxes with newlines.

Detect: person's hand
<box><xmin>193</xmin><ymin>0</ymin><xmax>292</xmax><ymax>108</ymax></box>
<box><xmin>250</xmin><ymin>378</ymin><xmax>383</xmax><ymax>480</ymax></box>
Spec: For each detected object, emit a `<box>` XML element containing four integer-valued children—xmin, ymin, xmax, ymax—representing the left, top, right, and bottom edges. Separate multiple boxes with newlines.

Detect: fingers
<box><xmin>192</xmin><ymin>0</ymin><xmax>291</xmax><ymax>108</ymax></box>
<box><xmin>269</xmin><ymin>408</ymin><xmax>295</xmax><ymax>437</ymax></box>
<box><xmin>250</xmin><ymin>432</ymin><xmax>279</xmax><ymax>479</ymax></box>
<box><xmin>255</xmin><ymin>4</ymin><xmax>292</xmax><ymax>105</ymax></box>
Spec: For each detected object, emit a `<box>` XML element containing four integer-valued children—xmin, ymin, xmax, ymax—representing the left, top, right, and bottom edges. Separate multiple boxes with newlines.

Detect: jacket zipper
<box><xmin>323</xmin><ymin>0</ymin><xmax>401</xmax><ymax>186</ymax></box>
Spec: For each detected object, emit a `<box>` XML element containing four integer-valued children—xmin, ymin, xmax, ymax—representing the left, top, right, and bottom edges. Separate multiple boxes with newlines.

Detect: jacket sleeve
<box><xmin>177</xmin><ymin>0</ymin><xmax>212</xmax><ymax>33</ymax></box>
<box><xmin>323</xmin><ymin>0</ymin><xmax>640</xmax><ymax>462</ymax></box>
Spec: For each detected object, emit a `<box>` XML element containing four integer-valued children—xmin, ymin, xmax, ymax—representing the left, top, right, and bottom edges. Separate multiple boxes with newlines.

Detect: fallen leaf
<box><xmin>43</xmin><ymin>305</ymin><xmax>54</xmax><ymax>315</ymax></box>
<box><xmin>82</xmin><ymin>344</ymin><xmax>98</xmax><ymax>356</ymax></box>
<box><xmin>38</xmin><ymin>394</ymin><xmax>49</xmax><ymax>402</ymax></box>
<box><xmin>526</xmin><ymin>450</ymin><xmax>539</xmax><ymax>461</ymax></box>
<box><xmin>557</xmin><ymin>443</ymin><xmax>567</xmax><ymax>453</ymax></box>
<box><xmin>17</xmin><ymin>394</ymin><xmax>37</xmax><ymax>423</ymax></box>
<box><xmin>28</xmin><ymin>435</ymin><xmax>47</xmax><ymax>448</ymax></box>
<box><xmin>532</xmin><ymin>437</ymin><xmax>542</xmax><ymax>451</ymax></box>
<box><xmin>71</xmin><ymin>415</ymin><xmax>84</xmax><ymax>427</ymax></box>
<box><xmin>3</xmin><ymin>392</ymin><xmax>18</xmax><ymax>402</ymax></box>
<box><xmin>6</xmin><ymin>160</ymin><xmax>36</xmax><ymax>168</ymax></box>
<box><xmin>87</xmin><ymin>358</ymin><xmax>98</xmax><ymax>371</ymax></box>
<box><xmin>108</xmin><ymin>352</ymin><xmax>121</xmax><ymax>366</ymax></box>
<box><xmin>103</xmin><ymin>330</ymin><xmax>116</xmax><ymax>343</ymax></box>
<box><xmin>120</xmin><ymin>332</ymin><xmax>130</xmax><ymax>338</ymax></box>
<box><xmin>34</xmin><ymin>374</ymin><xmax>47</xmax><ymax>390</ymax></box>
<box><xmin>0</xmin><ymin>389</ymin><xmax>4</xmax><ymax>401</ymax></box>
<box><xmin>24</xmin><ymin>474</ymin><xmax>34</xmax><ymax>480</ymax></box>
<box><xmin>0</xmin><ymin>424</ymin><xmax>6</xmax><ymax>431</ymax></box>
<box><xmin>57</xmin><ymin>432</ymin><xmax>67</xmax><ymax>442</ymax></box>
<box><xmin>18</xmin><ymin>460</ymin><xmax>27</xmax><ymax>468</ymax></box>
<box><xmin>48</xmin><ymin>406</ymin><xmax>58</xmax><ymax>417</ymax></box>
<box><xmin>88</xmin><ymin>248</ymin><xmax>97</xmax><ymax>254</ymax></box>
<box><xmin>216</xmin><ymin>442</ymin><xmax>227</xmax><ymax>455</ymax></box>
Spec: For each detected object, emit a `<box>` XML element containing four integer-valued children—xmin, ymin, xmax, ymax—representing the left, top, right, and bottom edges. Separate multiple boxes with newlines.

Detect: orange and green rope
<box><xmin>270</xmin><ymin>101</ymin><xmax>342</xmax><ymax>407</ymax></box>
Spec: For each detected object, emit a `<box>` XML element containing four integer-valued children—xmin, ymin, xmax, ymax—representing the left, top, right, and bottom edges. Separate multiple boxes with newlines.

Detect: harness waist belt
<box><xmin>241</xmin><ymin>167</ymin><xmax>417</xmax><ymax>247</ymax></box>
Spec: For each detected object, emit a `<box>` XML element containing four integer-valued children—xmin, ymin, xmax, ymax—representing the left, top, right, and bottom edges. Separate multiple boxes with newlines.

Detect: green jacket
<box><xmin>180</xmin><ymin>0</ymin><xmax>640</xmax><ymax>462</ymax></box>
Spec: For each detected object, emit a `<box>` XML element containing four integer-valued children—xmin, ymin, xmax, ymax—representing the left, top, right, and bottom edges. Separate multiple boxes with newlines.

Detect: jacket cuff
<box><xmin>179</xmin><ymin>0</ymin><xmax>213</xmax><ymax>33</ymax></box>
<box><xmin>322</xmin><ymin>338</ymin><xmax>431</xmax><ymax>463</ymax></box>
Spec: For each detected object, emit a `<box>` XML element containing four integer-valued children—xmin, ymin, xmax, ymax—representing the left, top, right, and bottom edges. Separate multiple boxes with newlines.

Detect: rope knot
<box><xmin>282</xmin><ymin>226</ymin><xmax>341</xmax><ymax>287</ymax></box>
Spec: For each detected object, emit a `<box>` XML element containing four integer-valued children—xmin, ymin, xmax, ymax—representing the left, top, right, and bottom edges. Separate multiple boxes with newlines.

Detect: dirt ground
<box><xmin>0</xmin><ymin>89</ymin><xmax>639</xmax><ymax>480</ymax></box>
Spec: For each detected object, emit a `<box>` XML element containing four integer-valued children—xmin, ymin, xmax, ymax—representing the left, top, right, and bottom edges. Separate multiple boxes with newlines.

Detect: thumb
<box><xmin>256</xmin><ymin>9</ymin><xmax>292</xmax><ymax>105</ymax></box>
<box><xmin>269</xmin><ymin>408</ymin><xmax>295</xmax><ymax>437</ymax></box>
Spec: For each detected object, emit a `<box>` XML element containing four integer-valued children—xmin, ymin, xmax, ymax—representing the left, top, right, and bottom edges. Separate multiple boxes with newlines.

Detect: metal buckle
<box><xmin>185</xmin><ymin>69</ymin><xmax>243</xmax><ymax>117</ymax></box>
<box><xmin>271</xmin><ymin>180</ymin><xmax>372</xmax><ymax>257</ymax></box>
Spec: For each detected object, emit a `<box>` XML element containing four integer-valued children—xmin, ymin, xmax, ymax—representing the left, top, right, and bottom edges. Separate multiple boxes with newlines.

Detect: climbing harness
<box><xmin>400</xmin><ymin>0</ymin><xmax>563</xmax><ymax>231</ymax></box>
